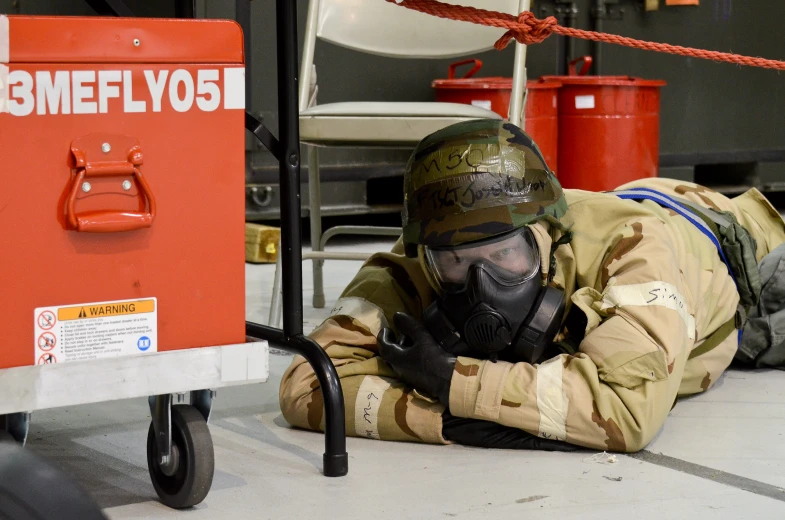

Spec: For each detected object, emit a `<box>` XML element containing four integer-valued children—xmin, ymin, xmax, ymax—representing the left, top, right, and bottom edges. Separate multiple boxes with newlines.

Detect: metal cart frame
<box><xmin>0</xmin><ymin>0</ymin><xmax>347</xmax><ymax>513</ymax></box>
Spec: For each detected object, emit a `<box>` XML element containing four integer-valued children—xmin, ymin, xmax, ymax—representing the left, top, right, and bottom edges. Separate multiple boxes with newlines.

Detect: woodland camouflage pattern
<box><xmin>402</xmin><ymin>119</ymin><xmax>568</xmax><ymax>250</ymax></box>
<box><xmin>279</xmin><ymin>178</ymin><xmax>785</xmax><ymax>451</ymax></box>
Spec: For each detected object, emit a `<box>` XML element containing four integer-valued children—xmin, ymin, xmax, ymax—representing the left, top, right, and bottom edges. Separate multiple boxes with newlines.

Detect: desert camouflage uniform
<box><xmin>280</xmin><ymin>176</ymin><xmax>785</xmax><ymax>452</ymax></box>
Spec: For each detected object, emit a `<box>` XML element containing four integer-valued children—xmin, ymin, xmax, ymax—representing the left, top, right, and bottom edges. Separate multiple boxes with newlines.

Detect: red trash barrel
<box><xmin>432</xmin><ymin>60</ymin><xmax>562</xmax><ymax>172</ymax></box>
<box><xmin>543</xmin><ymin>56</ymin><xmax>666</xmax><ymax>191</ymax></box>
<box><xmin>525</xmin><ymin>80</ymin><xmax>561</xmax><ymax>174</ymax></box>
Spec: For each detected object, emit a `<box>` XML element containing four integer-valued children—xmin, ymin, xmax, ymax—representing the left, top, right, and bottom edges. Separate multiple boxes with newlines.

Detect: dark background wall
<box><xmin>4</xmin><ymin>0</ymin><xmax>784</xmax><ymax>183</ymax></box>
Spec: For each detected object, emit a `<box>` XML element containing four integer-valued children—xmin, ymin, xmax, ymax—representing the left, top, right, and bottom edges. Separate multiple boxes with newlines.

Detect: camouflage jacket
<box><xmin>279</xmin><ymin>179</ymin><xmax>785</xmax><ymax>451</ymax></box>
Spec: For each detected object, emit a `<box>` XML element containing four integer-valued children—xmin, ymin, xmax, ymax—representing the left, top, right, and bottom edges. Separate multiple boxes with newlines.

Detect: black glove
<box><xmin>377</xmin><ymin>312</ymin><xmax>457</xmax><ymax>404</ymax></box>
<box><xmin>441</xmin><ymin>409</ymin><xmax>581</xmax><ymax>452</ymax></box>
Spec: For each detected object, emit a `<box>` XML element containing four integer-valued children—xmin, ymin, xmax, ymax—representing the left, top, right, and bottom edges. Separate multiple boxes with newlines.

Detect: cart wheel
<box><xmin>146</xmin><ymin>404</ymin><xmax>214</xmax><ymax>509</ymax></box>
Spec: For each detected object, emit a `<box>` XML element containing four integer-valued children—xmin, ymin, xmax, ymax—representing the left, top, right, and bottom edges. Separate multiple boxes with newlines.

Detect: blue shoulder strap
<box><xmin>612</xmin><ymin>187</ymin><xmax>743</xmax><ymax>343</ymax></box>
<box><xmin>612</xmin><ymin>187</ymin><xmax>734</xmax><ymax>280</ymax></box>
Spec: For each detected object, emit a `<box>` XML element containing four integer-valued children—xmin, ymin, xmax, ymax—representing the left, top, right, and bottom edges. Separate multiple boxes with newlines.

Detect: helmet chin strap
<box><xmin>548</xmin><ymin>228</ymin><xmax>574</xmax><ymax>283</ymax></box>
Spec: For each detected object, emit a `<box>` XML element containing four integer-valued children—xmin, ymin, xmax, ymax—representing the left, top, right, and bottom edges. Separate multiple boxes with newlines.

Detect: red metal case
<box><xmin>0</xmin><ymin>16</ymin><xmax>247</xmax><ymax>369</ymax></box>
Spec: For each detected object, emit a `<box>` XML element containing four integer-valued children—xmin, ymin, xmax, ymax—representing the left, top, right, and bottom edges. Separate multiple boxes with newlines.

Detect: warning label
<box><xmin>58</xmin><ymin>300</ymin><xmax>155</xmax><ymax>321</ymax></box>
<box><xmin>34</xmin><ymin>298</ymin><xmax>157</xmax><ymax>364</ymax></box>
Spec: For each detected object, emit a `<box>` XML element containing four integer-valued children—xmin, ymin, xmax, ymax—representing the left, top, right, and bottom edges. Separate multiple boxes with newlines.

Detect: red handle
<box><xmin>568</xmin><ymin>56</ymin><xmax>593</xmax><ymax>76</ymax></box>
<box><xmin>448</xmin><ymin>59</ymin><xmax>483</xmax><ymax>79</ymax></box>
<box><xmin>66</xmin><ymin>167</ymin><xmax>157</xmax><ymax>233</ymax></box>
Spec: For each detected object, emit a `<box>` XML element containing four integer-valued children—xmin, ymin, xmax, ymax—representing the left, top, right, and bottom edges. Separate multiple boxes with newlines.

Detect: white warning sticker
<box><xmin>34</xmin><ymin>298</ymin><xmax>158</xmax><ymax>365</ymax></box>
<box><xmin>575</xmin><ymin>95</ymin><xmax>595</xmax><ymax>109</ymax></box>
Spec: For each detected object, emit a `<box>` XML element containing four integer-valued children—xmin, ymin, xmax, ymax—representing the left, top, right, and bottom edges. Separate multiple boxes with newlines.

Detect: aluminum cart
<box><xmin>0</xmin><ymin>1</ymin><xmax>348</xmax><ymax>511</ymax></box>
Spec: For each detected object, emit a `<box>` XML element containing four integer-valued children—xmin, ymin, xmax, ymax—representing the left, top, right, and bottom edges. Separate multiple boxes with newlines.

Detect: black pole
<box><xmin>563</xmin><ymin>3</ymin><xmax>577</xmax><ymax>74</ymax></box>
<box><xmin>555</xmin><ymin>13</ymin><xmax>567</xmax><ymax>75</ymax></box>
<box><xmin>272</xmin><ymin>0</ymin><xmax>348</xmax><ymax>477</ymax></box>
<box><xmin>276</xmin><ymin>0</ymin><xmax>304</xmax><ymax>337</ymax></box>
<box><xmin>592</xmin><ymin>0</ymin><xmax>604</xmax><ymax>75</ymax></box>
<box><xmin>553</xmin><ymin>2</ymin><xmax>579</xmax><ymax>75</ymax></box>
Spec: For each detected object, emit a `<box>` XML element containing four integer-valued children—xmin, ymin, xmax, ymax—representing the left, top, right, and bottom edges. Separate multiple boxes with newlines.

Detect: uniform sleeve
<box><xmin>448</xmin><ymin>216</ymin><xmax>700</xmax><ymax>452</ymax></box>
<box><xmin>278</xmin><ymin>246</ymin><xmax>448</xmax><ymax>444</ymax></box>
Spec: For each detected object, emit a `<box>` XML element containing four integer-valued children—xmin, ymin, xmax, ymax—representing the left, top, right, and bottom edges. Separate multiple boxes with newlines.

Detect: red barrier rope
<box><xmin>387</xmin><ymin>0</ymin><xmax>785</xmax><ymax>71</ymax></box>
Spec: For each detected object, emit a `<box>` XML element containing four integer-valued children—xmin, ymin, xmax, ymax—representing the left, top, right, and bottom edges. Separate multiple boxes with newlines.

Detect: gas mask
<box><xmin>422</xmin><ymin>227</ymin><xmax>565</xmax><ymax>364</ymax></box>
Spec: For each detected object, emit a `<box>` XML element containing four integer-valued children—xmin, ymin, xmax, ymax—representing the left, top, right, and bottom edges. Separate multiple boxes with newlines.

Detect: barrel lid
<box><xmin>541</xmin><ymin>75</ymin><xmax>666</xmax><ymax>87</ymax></box>
<box><xmin>431</xmin><ymin>77</ymin><xmax>562</xmax><ymax>89</ymax></box>
<box><xmin>538</xmin><ymin>56</ymin><xmax>665</xmax><ymax>87</ymax></box>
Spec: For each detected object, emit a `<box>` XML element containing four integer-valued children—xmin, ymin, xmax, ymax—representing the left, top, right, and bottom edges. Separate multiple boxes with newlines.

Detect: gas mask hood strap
<box><xmin>548</xmin><ymin>229</ymin><xmax>573</xmax><ymax>283</ymax></box>
<box><xmin>512</xmin><ymin>286</ymin><xmax>567</xmax><ymax>364</ymax></box>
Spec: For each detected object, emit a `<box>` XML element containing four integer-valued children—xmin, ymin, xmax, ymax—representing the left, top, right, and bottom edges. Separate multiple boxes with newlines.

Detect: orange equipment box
<box><xmin>0</xmin><ymin>16</ymin><xmax>247</xmax><ymax>369</ymax></box>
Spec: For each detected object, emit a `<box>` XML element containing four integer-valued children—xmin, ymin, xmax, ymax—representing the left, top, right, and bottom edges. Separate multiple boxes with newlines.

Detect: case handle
<box><xmin>66</xmin><ymin>166</ymin><xmax>157</xmax><ymax>233</ymax></box>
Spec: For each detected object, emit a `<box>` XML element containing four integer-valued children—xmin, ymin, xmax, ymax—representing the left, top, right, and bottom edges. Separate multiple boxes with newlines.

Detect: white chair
<box><xmin>269</xmin><ymin>0</ymin><xmax>533</xmax><ymax>324</ymax></box>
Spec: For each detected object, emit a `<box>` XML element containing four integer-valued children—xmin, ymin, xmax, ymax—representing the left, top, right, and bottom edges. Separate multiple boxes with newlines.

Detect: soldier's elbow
<box><xmin>623</xmin><ymin>434</ymin><xmax>652</xmax><ymax>453</ymax></box>
<box><xmin>622</xmin><ymin>416</ymin><xmax>664</xmax><ymax>453</ymax></box>
<box><xmin>589</xmin><ymin>409</ymin><xmax>661</xmax><ymax>453</ymax></box>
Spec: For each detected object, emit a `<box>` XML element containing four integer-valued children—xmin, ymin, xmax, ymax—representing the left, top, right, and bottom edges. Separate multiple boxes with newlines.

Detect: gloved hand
<box><xmin>377</xmin><ymin>312</ymin><xmax>457</xmax><ymax>405</ymax></box>
<box><xmin>441</xmin><ymin>409</ymin><xmax>580</xmax><ymax>452</ymax></box>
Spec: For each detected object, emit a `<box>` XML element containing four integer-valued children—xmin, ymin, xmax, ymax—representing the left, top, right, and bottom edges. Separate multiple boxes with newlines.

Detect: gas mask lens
<box><xmin>425</xmin><ymin>227</ymin><xmax>540</xmax><ymax>290</ymax></box>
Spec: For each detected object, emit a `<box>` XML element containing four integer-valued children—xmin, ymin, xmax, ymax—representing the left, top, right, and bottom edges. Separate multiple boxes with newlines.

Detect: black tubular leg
<box><xmin>276</xmin><ymin>0</ymin><xmax>304</xmax><ymax>337</ymax></box>
<box><xmin>288</xmin><ymin>336</ymin><xmax>347</xmax><ymax>476</ymax></box>
<box><xmin>242</xmin><ymin>0</ymin><xmax>348</xmax><ymax>477</ymax></box>
<box><xmin>247</xmin><ymin>323</ymin><xmax>348</xmax><ymax>476</ymax></box>
<box><xmin>275</xmin><ymin>0</ymin><xmax>347</xmax><ymax>475</ymax></box>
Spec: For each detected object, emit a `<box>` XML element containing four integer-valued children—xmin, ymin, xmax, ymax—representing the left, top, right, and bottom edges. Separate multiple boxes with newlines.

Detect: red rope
<box><xmin>387</xmin><ymin>0</ymin><xmax>785</xmax><ymax>71</ymax></box>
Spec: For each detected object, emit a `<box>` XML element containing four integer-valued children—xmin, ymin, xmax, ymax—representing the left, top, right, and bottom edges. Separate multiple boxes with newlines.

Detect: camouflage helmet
<box><xmin>402</xmin><ymin>119</ymin><xmax>567</xmax><ymax>257</ymax></box>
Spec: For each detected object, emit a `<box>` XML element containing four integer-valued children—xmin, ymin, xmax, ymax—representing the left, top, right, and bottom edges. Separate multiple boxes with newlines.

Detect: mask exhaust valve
<box><xmin>464</xmin><ymin>306</ymin><xmax>511</xmax><ymax>362</ymax></box>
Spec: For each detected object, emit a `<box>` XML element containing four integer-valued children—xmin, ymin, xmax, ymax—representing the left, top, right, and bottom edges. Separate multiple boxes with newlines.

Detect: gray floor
<box><xmin>23</xmin><ymin>237</ymin><xmax>785</xmax><ymax>519</ymax></box>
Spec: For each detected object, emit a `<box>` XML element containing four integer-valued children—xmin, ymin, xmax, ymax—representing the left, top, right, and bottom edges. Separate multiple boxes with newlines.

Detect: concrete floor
<box><xmin>23</xmin><ymin>237</ymin><xmax>785</xmax><ymax>519</ymax></box>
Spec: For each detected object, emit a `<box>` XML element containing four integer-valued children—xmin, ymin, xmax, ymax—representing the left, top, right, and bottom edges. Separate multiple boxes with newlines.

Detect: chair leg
<box><xmin>308</xmin><ymin>146</ymin><xmax>326</xmax><ymax>309</ymax></box>
<box><xmin>268</xmin><ymin>239</ymin><xmax>283</xmax><ymax>328</ymax></box>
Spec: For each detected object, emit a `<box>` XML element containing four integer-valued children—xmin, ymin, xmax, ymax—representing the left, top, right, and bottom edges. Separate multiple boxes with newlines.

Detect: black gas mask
<box><xmin>422</xmin><ymin>227</ymin><xmax>565</xmax><ymax>364</ymax></box>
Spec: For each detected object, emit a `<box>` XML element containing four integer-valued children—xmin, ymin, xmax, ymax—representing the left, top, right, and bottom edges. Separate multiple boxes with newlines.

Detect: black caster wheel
<box><xmin>146</xmin><ymin>404</ymin><xmax>214</xmax><ymax>509</ymax></box>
